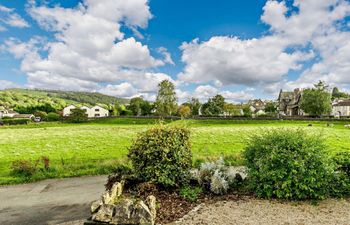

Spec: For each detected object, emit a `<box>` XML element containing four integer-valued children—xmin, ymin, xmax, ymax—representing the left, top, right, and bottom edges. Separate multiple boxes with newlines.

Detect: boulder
<box><xmin>131</xmin><ymin>200</ymin><xmax>154</xmax><ymax>225</ymax></box>
<box><xmin>110</xmin><ymin>198</ymin><xmax>134</xmax><ymax>224</ymax></box>
<box><xmin>92</xmin><ymin>204</ymin><xmax>114</xmax><ymax>223</ymax></box>
<box><xmin>91</xmin><ymin>200</ymin><xmax>103</xmax><ymax>214</ymax></box>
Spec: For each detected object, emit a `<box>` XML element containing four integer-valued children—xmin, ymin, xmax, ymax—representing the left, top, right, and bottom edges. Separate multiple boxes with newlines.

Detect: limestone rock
<box><xmin>110</xmin><ymin>182</ymin><xmax>123</xmax><ymax>202</ymax></box>
<box><xmin>102</xmin><ymin>192</ymin><xmax>112</xmax><ymax>205</ymax></box>
<box><xmin>146</xmin><ymin>195</ymin><xmax>156</xmax><ymax>220</ymax></box>
<box><xmin>91</xmin><ymin>200</ymin><xmax>103</xmax><ymax>214</ymax></box>
<box><xmin>132</xmin><ymin>200</ymin><xmax>154</xmax><ymax>225</ymax></box>
<box><xmin>92</xmin><ymin>204</ymin><xmax>114</xmax><ymax>223</ymax></box>
<box><xmin>110</xmin><ymin>199</ymin><xmax>134</xmax><ymax>224</ymax></box>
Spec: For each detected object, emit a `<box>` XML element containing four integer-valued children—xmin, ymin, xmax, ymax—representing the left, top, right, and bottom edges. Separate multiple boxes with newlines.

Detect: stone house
<box><xmin>248</xmin><ymin>99</ymin><xmax>266</xmax><ymax>116</ymax></box>
<box><xmin>277</xmin><ymin>89</ymin><xmax>306</xmax><ymax>116</ymax></box>
<box><xmin>63</xmin><ymin>105</ymin><xmax>109</xmax><ymax>118</ymax></box>
<box><xmin>332</xmin><ymin>100</ymin><xmax>350</xmax><ymax>117</ymax></box>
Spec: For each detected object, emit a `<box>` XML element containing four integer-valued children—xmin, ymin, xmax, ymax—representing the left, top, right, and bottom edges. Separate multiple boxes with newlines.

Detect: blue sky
<box><xmin>1</xmin><ymin>0</ymin><xmax>350</xmax><ymax>102</ymax></box>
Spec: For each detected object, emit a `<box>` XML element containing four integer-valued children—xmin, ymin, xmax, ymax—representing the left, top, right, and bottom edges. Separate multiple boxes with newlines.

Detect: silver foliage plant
<box><xmin>193</xmin><ymin>157</ymin><xmax>244</xmax><ymax>195</ymax></box>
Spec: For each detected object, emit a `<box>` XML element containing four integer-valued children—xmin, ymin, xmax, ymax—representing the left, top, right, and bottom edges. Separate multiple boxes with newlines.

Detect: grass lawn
<box><xmin>1</xmin><ymin>118</ymin><xmax>350</xmax><ymax>185</ymax></box>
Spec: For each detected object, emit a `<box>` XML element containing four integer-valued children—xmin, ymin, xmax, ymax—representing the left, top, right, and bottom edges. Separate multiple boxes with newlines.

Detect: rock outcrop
<box><xmin>85</xmin><ymin>181</ymin><xmax>156</xmax><ymax>225</ymax></box>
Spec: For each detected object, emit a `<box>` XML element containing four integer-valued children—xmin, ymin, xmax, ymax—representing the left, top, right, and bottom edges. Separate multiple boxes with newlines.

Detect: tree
<box><xmin>223</xmin><ymin>103</ymin><xmax>237</xmax><ymax>116</ymax></box>
<box><xmin>178</xmin><ymin>105</ymin><xmax>191</xmax><ymax>118</ymax></box>
<box><xmin>188</xmin><ymin>98</ymin><xmax>201</xmax><ymax>116</ymax></box>
<box><xmin>265</xmin><ymin>102</ymin><xmax>277</xmax><ymax>113</ymax></box>
<box><xmin>300</xmin><ymin>81</ymin><xmax>332</xmax><ymax>117</ymax></box>
<box><xmin>128</xmin><ymin>97</ymin><xmax>143</xmax><ymax>116</ymax></box>
<box><xmin>202</xmin><ymin>94</ymin><xmax>225</xmax><ymax>116</ymax></box>
<box><xmin>140</xmin><ymin>100</ymin><xmax>153</xmax><ymax>116</ymax></box>
<box><xmin>243</xmin><ymin>105</ymin><xmax>252</xmax><ymax>117</ymax></box>
<box><xmin>66</xmin><ymin>108</ymin><xmax>88</xmax><ymax>123</ymax></box>
<box><xmin>154</xmin><ymin>80</ymin><xmax>178</xmax><ymax>116</ymax></box>
<box><xmin>332</xmin><ymin>87</ymin><xmax>349</xmax><ymax>100</ymax></box>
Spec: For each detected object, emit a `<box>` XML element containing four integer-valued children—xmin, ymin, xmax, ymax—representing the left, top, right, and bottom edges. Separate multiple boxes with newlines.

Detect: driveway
<box><xmin>0</xmin><ymin>175</ymin><xmax>107</xmax><ymax>225</ymax></box>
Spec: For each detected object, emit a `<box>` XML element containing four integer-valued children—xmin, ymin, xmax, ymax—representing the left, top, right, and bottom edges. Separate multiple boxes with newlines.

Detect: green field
<box><xmin>1</xmin><ymin>118</ymin><xmax>350</xmax><ymax>185</ymax></box>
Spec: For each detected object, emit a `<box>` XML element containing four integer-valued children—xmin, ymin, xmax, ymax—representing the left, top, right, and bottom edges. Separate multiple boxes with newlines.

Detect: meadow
<box><xmin>1</xmin><ymin>118</ymin><xmax>350</xmax><ymax>185</ymax></box>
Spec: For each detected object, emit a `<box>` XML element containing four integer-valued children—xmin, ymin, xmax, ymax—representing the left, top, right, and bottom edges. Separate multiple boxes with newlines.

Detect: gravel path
<box><xmin>172</xmin><ymin>198</ymin><xmax>350</xmax><ymax>225</ymax></box>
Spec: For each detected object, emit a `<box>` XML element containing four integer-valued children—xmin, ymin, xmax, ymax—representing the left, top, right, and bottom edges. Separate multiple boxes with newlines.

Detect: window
<box><xmin>95</xmin><ymin>108</ymin><xmax>100</xmax><ymax>112</ymax></box>
<box><xmin>95</xmin><ymin>114</ymin><xmax>100</xmax><ymax>117</ymax></box>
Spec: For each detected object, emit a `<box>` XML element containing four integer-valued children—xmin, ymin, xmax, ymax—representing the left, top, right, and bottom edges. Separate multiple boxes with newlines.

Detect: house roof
<box><xmin>334</xmin><ymin>100</ymin><xmax>350</xmax><ymax>106</ymax></box>
<box><xmin>13</xmin><ymin>114</ymin><xmax>34</xmax><ymax>119</ymax></box>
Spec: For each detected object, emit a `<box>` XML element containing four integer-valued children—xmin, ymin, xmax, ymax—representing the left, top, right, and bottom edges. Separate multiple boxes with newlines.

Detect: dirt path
<box><xmin>0</xmin><ymin>175</ymin><xmax>107</xmax><ymax>225</ymax></box>
<box><xmin>172</xmin><ymin>198</ymin><xmax>350</xmax><ymax>225</ymax></box>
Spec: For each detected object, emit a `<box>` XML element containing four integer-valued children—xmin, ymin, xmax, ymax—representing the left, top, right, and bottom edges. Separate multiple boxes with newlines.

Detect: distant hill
<box><xmin>0</xmin><ymin>88</ymin><xmax>128</xmax><ymax>112</ymax></box>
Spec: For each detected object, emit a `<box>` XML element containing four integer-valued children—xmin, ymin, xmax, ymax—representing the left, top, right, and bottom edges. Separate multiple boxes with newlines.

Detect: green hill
<box><xmin>0</xmin><ymin>88</ymin><xmax>128</xmax><ymax>113</ymax></box>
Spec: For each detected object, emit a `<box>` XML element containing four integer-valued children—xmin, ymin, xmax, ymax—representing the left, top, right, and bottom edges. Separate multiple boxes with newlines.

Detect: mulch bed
<box><xmin>105</xmin><ymin>175</ymin><xmax>246</xmax><ymax>224</ymax></box>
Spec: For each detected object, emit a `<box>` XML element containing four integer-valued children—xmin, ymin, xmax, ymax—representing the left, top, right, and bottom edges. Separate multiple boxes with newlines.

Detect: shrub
<box><xmin>128</xmin><ymin>125</ymin><xmax>192</xmax><ymax>187</ymax></box>
<box><xmin>66</xmin><ymin>108</ymin><xmax>88</xmax><ymax>123</ymax></box>
<box><xmin>1</xmin><ymin>118</ymin><xmax>30</xmax><ymax>125</ymax></box>
<box><xmin>11</xmin><ymin>159</ymin><xmax>39</xmax><ymax>177</ymax></box>
<box><xmin>46</xmin><ymin>112</ymin><xmax>60</xmax><ymax>121</ymax></box>
<box><xmin>330</xmin><ymin>152</ymin><xmax>350</xmax><ymax>197</ymax></box>
<box><xmin>34</xmin><ymin>111</ymin><xmax>47</xmax><ymax>120</ymax></box>
<box><xmin>180</xmin><ymin>186</ymin><xmax>203</xmax><ymax>202</ymax></box>
<box><xmin>244</xmin><ymin>129</ymin><xmax>332</xmax><ymax>200</ymax></box>
<box><xmin>193</xmin><ymin>158</ymin><xmax>245</xmax><ymax>195</ymax></box>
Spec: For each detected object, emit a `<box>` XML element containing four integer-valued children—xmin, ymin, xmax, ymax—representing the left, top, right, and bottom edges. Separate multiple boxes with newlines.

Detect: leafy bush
<box><xmin>330</xmin><ymin>152</ymin><xmax>350</xmax><ymax>197</ymax></box>
<box><xmin>180</xmin><ymin>186</ymin><xmax>203</xmax><ymax>202</ymax></box>
<box><xmin>34</xmin><ymin>111</ymin><xmax>47</xmax><ymax>120</ymax></box>
<box><xmin>66</xmin><ymin>108</ymin><xmax>88</xmax><ymax>123</ymax></box>
<box><xmin>1</xmin><ymin>118</ymin><xmax>31</xmax><ymax>125</ymax></box>
<box><xmin>46</xmin><ymin>112</ymin><xmax>60</xmax><ymax>121</ymax></box>
<box><xmin>244</xmin><ymin>129</ymin><xmax>332</xmax><ymax>200</ymax></box>
<box><xmin>11</xmin><ymin>160</ymin><xmax>39</xmax><ymax>177</ymax></box>
<box><xmin>128</xmin><ymin>125</ymin><xmax>192</xmax><ymax>187</ymax></box>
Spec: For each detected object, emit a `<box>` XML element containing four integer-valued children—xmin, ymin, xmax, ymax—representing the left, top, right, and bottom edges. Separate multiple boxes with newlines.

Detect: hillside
<box><xmin>0</xmin><ymin>88</ymin><xmax>128</xmax><ymax>112</ymax></box>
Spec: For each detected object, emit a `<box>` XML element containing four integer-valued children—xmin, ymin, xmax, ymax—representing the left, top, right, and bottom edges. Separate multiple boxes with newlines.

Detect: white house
<box><xmin>0</xmin><ymin>108</ymin><xmax>19</xmax><ymax>118</ymax></box>
<box><xmin>332</xmin><ymin>100</ymin><xmax>350</xmax><ymax>117</ymax></box>
<box><xmin>63</xmin><ymin>105</ymin><xmax>109</xmax><ymax>118</ymax></box>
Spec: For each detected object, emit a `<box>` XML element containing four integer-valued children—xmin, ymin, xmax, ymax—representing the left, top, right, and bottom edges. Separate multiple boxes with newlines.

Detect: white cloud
<box><xmin>178</xmin><ymin>0</ymin><xmax>350</xmax><ymax>95</ymax></box>
<box><xmin>0</xmin><ymin>80</ymin><xmax>20</xmax><ymax>90</ymax></box>
<box><xmin>157</xmin><ymin>47</ymin><xmax>175</xmax><ymax>65</ymax></box>
<box><xmin>0</xmin><ymin>4</ymin><xmax>29</xmax><ymax>28</ymax></box>
<box><xmin>2</xmin><ymin>0</ymin><xmax>171</xmax><ymax>93</ymax></box>
<box><xmin>179</xmin><ymin>36</ymin><xmax>313</xmax><ymax>86</ymax></box>
<box><xmin>100</xmin><ymin>82</ymin><xmax>138</xmax><ymax>98</ymax></box>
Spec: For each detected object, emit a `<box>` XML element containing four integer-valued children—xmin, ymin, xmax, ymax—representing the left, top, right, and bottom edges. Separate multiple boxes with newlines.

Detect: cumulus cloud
<box><xmin>0</xmin><ymin>5</ymin><xmax>29</xmax><ymax>28</ymax></box>
<box><xmin>179</xmin><ymin>0</ymin><xmax>350</xmax><ymax>94</ymax></box>
<box><xmin>2</xmin><ymin>0</ymin><xmax>171</xmax><ymax>96</ymax></box>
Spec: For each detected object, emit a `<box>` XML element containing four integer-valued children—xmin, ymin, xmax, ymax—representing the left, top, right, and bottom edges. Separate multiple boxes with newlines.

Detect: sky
<box><xmin>0</xmin><ymin>0</ymin><xmax>350</xmax><ymax>103</ymax></box>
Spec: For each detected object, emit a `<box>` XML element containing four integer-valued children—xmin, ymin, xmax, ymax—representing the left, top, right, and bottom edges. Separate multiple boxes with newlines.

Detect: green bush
<box><xmin>66</xmin><ymin>108</ymin><xmax>88</xmax><ymax>123</ymax></box>
<box><xmin>34</xmin><ymin>111</ymin><xmax>48</xmax><ymax>120</ymax></box>
<box><xmin>330</xmin><ymin>152</ymin><xmax>350</xmax><ymax>197</ymax></box>
<box><xmin>128</xmin><ymin>125</ymin><xmax>192</xmax><ymax>187</ymax></box>
<box><xmin>46</xmin><ymin>112</ymin><xmax>60</xmax><ymax>121</ymax></box>
<box><xmin>1</xmin><ymin>118</ymin><xmax>31</xmax><ymax>125</ymax></box>
<box><xmin>244</xmin><ymin>129</ymin><xmax>332</xmax><ymax>200</ymax></box>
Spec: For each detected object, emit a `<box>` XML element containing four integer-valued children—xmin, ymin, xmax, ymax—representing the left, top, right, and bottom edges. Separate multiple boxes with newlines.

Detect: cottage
<box><xmin>0</xmin><ymin>108</ymin><xmax>19</xmax><ymax>118</ymax></box>
<box><xmin>277</xmin><ymin>89</ymin><xmax>306</xmax><ymax>116</ymax></box>
<box><xmin>63</xmin><ymin>105</ymin><xmax>109</xmax><ymax>118</ymax></box>
<box><xmin>13</xmin><ymin>114</ymin><xmax>35</xmax><ymax>120</ymax></box>
<box><xmin>332</xmin><ymin>100</ymin><xmax>350</xmax><ymax>117</ymax></box>
<box><xmin>248</xmin><ymin>99</ymin><xmax>266</xmax><ymax>116</ymax></box>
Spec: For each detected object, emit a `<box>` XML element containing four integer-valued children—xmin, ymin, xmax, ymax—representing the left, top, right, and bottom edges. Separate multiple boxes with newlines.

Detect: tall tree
<box><xmin>300</xmin><ymin>81</ymin><xmax>332</xmax><ymax>117</ymax></box>
<box><xmin>154</xmin><ymin>80</ymin><xmax>178</xmax><ymax>116</ymax></box>
<box><xmin>128</xmin><ymin>97</ymin><xmax>143</xmax><ymax>116</ymax></box>
<box><xmin>178</xmin><ymin>105</ymin><xmax>191</xmax><ymax>118</ymax></box>
<box><xmin>332</xmin><ymin>87</ymin><xmax>349</xmax><ymax>100</ymax></box>
<box><xmin>201</xmin><ymin>94</ymin><xmax>225</xmax><ymax>116</ymax></box>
